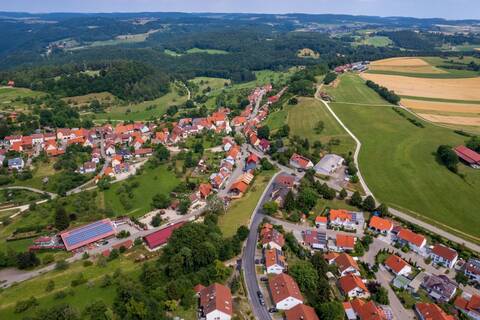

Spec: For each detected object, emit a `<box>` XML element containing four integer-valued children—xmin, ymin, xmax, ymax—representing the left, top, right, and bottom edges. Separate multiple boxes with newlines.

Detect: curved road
<box><xmin>315</xmin><ymin>87</ymin><xmax>480</xmax><ymax>253</ymax></box>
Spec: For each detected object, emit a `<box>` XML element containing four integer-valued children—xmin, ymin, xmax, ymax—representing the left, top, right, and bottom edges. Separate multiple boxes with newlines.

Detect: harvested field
<box><xmin>360</xmin><ymin>73</ymin><xmax>480</xmax><ymax>101</ymax></box>
<box><xmin>369</xmin><ymin>57</ymin><xmax>446</xmax><ymax>74</ymax></box>
<box><xmin>402</xmin><ymin>99</ymin><xmax>480</xmax><ymax>114</ymax></box>
<box><xmin>417</xmin><ymin>113</ymin><xmax>480</xmax><ymax>126</ymax></box>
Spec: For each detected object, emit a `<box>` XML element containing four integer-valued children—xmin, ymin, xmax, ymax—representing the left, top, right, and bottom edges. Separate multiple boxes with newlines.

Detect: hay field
<box><xmin>361</xmin><ymin>73</ymin><xmax>480</xmax><ymax>101</ymax></box>
<box><xmin>297</xmin><ymin>48</ymin><xmax>320</xmax><ymax>58</ymax></box>
<box><xmin>402</xmin><ymin>99</ymin><xmax>480</xmax><ymax>114</ymax></box>
<box><xmin>418</xmin><ymin>113</ymin><xmax>480</xmax><ymax>126</ymax></box>
<box><xmin>369</xmin><ymin>57</ymin><xmax>446</xmax><ymax>74</ymax></box>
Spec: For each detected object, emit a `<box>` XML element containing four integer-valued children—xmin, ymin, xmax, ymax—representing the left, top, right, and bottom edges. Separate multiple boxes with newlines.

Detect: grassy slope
<box><xmin>328</xmin><ymin>74</ymin><xmax>480</xmax><ymax>241</ymax></box>
<box><xmin>101</xmin><ymin>164</ymin><xmax>180</xmax><ymax>218</ymax></box>
<box><xmin>219</xmin><ymin>170</ymin><xmax>276</xmax><ymax>237</ymax></box>
<box><xmin>0</xmin><ymin>87</ymin><xmax>45</xmax><ymax>112</ymax></box>
<box><xmin>286</xmin><ymin>97</ymin><xmax>356</xmax><ymax>155</ymax></box>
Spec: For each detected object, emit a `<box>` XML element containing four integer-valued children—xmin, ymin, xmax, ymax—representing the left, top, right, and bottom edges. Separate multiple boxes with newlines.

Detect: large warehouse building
<box><xmin>60</xmin><ymin>219</ymin><xmax>116</xmax><ymax>251</ymax></box>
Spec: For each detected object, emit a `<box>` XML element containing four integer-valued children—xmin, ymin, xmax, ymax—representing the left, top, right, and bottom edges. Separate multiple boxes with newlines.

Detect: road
<box><xmin>242</xmin><ymin>171</ymin><xmax>285</xmax><ymax>320</ymax></box>
<box><xmin>315</xmin><ymin>86</ymin><xmax>480</xmax><ymax>253</ymax></box>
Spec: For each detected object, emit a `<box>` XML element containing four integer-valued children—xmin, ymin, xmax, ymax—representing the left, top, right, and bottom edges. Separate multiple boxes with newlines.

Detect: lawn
<box><xmin>0</xmin><ymin>250</ymin><xmax>145</xmax><ymax>319</ymax></box>
<box><xmin>101</xmin><ymin>164</ymin><xmax>181</xmax><ymax>217</ymax></box>
<box><xmin>328</xmin><ymin>74</ymin><xmax>480</xmax><ymax>242</ymax></box>
<box><xmin>324</xmin><ymin>73</ymin><xmax>390</xmax><ymax>105</ymax></box>
<box><xmin>94</xmin><ymin>83</ymin><xmax>188</xmax><ymax>121</ymax></box>
<box><xmin>286</xmin><ymin>97</ymin><xmax>356</xmax><ymax>155</ymax></box>
<box><xmin>218</xmin><ymin>170</ymin><xmax>276</xmax><ymax>237</ymax></box>
<box><xmin>0</xmin><ymin>87</ymin><xmax>45</xmax><ymax>112</ymax></box>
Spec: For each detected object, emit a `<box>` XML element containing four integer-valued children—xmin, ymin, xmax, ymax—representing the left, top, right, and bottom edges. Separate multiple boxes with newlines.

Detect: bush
<box><xmin>71</xmin><ymin>273</ymin><xmax>87</xmax><ymax>287</ymax></box>
<box><xmin>45</xmin><ymin>280</ymin><xmax>55</xmax><ymax>292</ymax></box>
<box><xmin>55</xmin><ymin>259</ymin><xmax>69</xmax><ymax>271</ymax></box>
<box><xmin>14</xmin><ymin>296</ymin><xmax>38</xmax><ymax>313</ymax></box>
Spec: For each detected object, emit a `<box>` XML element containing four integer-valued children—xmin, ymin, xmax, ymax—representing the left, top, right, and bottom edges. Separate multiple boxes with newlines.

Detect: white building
<box><xmin>268</xmin><ymin>273</ymin><xmax>304</xmax><ymax>310</ymax></box>
<box><xmin>429</xmin><ymin>245</ymin><xmax>458</xmax><ymax>269</ymax></box>
<box><xmin>313</xmin><ymin>154</ymin><xmax>344</xmax><ymax>176</ymax></box>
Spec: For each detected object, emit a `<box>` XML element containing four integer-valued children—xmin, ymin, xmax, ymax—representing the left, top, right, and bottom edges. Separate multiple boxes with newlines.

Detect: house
<box><xmin>56</xmin><ymin>128</ymin><xmax>72</xmax><ymax>140</ymax></box>
<box><xmin>384</xmin><ymin>254</ymin><xmax>412</xmax><ymax>277</ymax></box>
<box><xmin>289</xmin><ymin>153</ymin><xmax>314</xmax><ymax>171</ymax></box>
<box><xmin>264</xmin><ymin>248</ymin><xmax>286</xmax><ymax>274</ymax></box>
<box><xmin>231</xmin><ymin>116</ymin><xmax>246</xmax><ymax>127</ymax></box>
<box><xmin>199</xmin><ymin>183</ymin><xmax>213</xmax><ymax>199</ymax></box>
<box><xmin>465</xmin><ymin>258</ymin><xmax>480</xmax><ymax>283</ymax></box>
<box><xmin>258</xmin><ymin>139</ymin><xmax>270</xmax><ymax>152</ymax></box>
<box><xmin>285</xmin><ymin>304</ymin><xmax>319</xmax><ymax>320</ymax></box>
<box><xmin>270</xmin><ymin>185</ymin><xmax>290</xmax><ymax>208</ymax></box>
<box><xmin>302</xmin><ymin>230</ymin><xmax>327</xmax><ymax>250</ymax></box>
<box><xmin>112</xmin><ymin>155</ymin><xmax>123</xmax><ymax>167</ymax></box>
<box><xmin>313</xmin><ymin>154</ymin><xmax>344</xmax><ymax>176</ymax></box>
<box><xmin>455</xmin><ymin>293</ymin><xmax>480</xmax><ymax>320</ymax></box>
<box><xmin>368</xmin><ymin>216</ymin><xmax>393</xmax><ymax>234</ymax></box>
<box><xmin>332</xmin><ymin>253</ymin><xmax>361</xmax><ymax>277</ymax></box>
<box><xmin>227</xmin><ymin>145</ymin><xmax>241</xmax><ymax>160</ymax></box>
<box><xmin>396</xmin><ymin>228</ymin><xmax>427</xmax><ymax>253</ymax></box>
<box><xmin>415</xmin><ymin>303</ymin><xmax>455</xmax><ymax>320</ymax></box>
<box><xmin>274</xmin><ymin>175</ymin><xmax>295</xmax><ymax>188</ymax></box>
<box><xmin>268</xmin><ymin>273</ymin><xmax>304</xmax><ymax>310</ymax></box>
<box><xmin>134</xmin><ymin>148</ymin><xmax>153</xmax><ymax>157</ymax></box>
<box><xmin>346</xmin><ymin>299</ymin><xmax>387</xmax><ymax>320</ymax></box>
<box><xmin>453</xmin><ymin>145</ymin><xmax>480</xmax><ymax>167</ymax></box>
<box><xmin>8</xmin><ymin>157</ymin><xmax>24</xmax><ymax>170</ymax></box>
<box><xmin>31</xmin><ymin>133</ymin><xmax>44</xmax><ymax>145</ymax></box>
<box><xmin>422</xmin><ymin>274</ymin><xmax>457</xmax><ymax>303</ymax></box>
<box><xmin>197</xmin><ymin>283</ymin><xmax>233</xmax><ymax>320</ymax></box>
<box><xmin>329</xmin><ymin>209</ymin><xmax>355</xmax><ymax>230</ymax></box>
<box><xmin>335</xmin><ymin>234</ymin><xmax>356</xmax><ymax>252</ymax></box>
<box><xmin>338</xmin><ymin>274</ymin><xmax>369</xmax><ymax>299</ymax></box>
<box><xmin>81</xmin><ymin>161</ymin><xmax>97</xmax><ymax>174</ymax></box>
<box><xmin>315</xmin><ymin>216</ymin><xmax>327</xmax><ymax>228</ymax></box>
<box><xmin>429</xmin><ymin>245</ymin><xmax>458</xmax><ymax>269</ymax></box>
<box><xmin>229</xmin><ymin>181</ymin><xmax>249</xmax><ymax>195</ymax></box>
<box><xmin>260</xmin><ymin>224</ymin><xmax>285</xmax><ymax>251</ymax></box>
<box><xmin>105</xmin><ymin>143</ymin><xmax>116</xmax><ymax>156</ymax></box>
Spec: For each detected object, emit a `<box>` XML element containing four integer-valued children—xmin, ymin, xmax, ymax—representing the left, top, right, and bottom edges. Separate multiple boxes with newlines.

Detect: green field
<box><xmin>164</xmin><ymin>48</ymin><xmax>229</xmax><ymax>56</ymax></box>
<box><xmin>328</xmin><ymin>74</ymin><xmax>480</xmax><ymax>242</ymax></box>
<box><xmin>101</xmin><ymin>164</ymin><xmax>180</xmax><ymax>217</ymax></box>
<box><xmin>0</xmin><ymin>87</ymin><xmax>45</xmax><ymax>112</ymax></box>
<box><xmin>324</xmin><ymin>74</ymin><xmax>390</xmax><ymax>105</ymax></box>
<box><xmin>189</xmin><ymin>77</ymin><xmax>231</xmax><ymax>95</ymax></box>
<box><xmin>219</xmin><ymin>170</ymin><xmax>276</xmax><ymax>237</ymax></box>
<box><xmin>286</xmin><ymin>97</ymin><xmax>356</xmax><ymax>155</ymax></box>
<box><xmin>354</xmin><ymin>36</ymin><xmax>392</xmax><ymax>47</ymax></box>
<box><xmin>94</xmin><ymin>83</ymin><xmax>188</xmax><ymax>121</ymax></box>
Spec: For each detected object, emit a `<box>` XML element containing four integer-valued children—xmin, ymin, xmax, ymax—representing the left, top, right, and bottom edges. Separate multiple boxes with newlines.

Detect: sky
<box><xmin>0</xmin><ymin>0</ymin><xmax>478</xmax><ymax>20</ymax></box>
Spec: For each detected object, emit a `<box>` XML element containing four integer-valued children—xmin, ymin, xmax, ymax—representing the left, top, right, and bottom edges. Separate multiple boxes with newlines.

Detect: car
<box><xmin>256</xmin><ymin>291</ymin><xmax>263</xmax><ymax>299</ymax></box>
<box><xmin>259</xmin><ymin>298</ymin><xmax>265</xmax><ymax>306</ymax></box>
<box><xmin>260</xmin><ymin>277</ymin><xmax>268</xmax><ymax>282</ymax></box>
<box><xmin>268</xmin><ymin>307</ymin><xmax>278</xmax><ymax>313</ymax></box>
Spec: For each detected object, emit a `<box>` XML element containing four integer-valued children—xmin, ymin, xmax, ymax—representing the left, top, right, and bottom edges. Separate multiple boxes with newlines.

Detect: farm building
<box><xmin>453</xmin><ymin>146</ymin><xmax>480</xmax><ymax>167</ymax></box>
<box><xmin>143</xmin><ymin>222</ymin><xmax>185</xmax><ymax>250</ymax></box>
<box><xmin>314</xmin><ymin>154</ymin><xmax>344</xmax><ymax>176</ymax></box>
<box><xmin>60</xmin><ymin>219</ymin><xmax>116</xmax><ymax>251</ymax></box>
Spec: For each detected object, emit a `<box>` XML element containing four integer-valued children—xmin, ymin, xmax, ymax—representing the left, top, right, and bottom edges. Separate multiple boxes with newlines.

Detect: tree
<box><xmin>323</xmin><ymin>72</ymin><xmax>337</xmax><ymax>85</ymax></box>
<box><xmin>288</xmin><ymin>97</ymin><xmax>298</xmax><ymax>105</ymax></box>
<box><xmin>263</xmin><ymin>201</ymin><xmax>279</xmax><ymax>215</ymax></box>
<box><xmin>257</xmin><ymin>126</ymin><xmax>270</xmax><ymax>140</ymax></box>
<box><xmin>362</xmin><ymin>195</ymin><xmax>376</xmax><ymax>212</ymax></box>
<box><xmin>206</xmin><ymin>195</ymin><xmax>225</xmax><ymax>214</ymax></box>
<box><xmin>297</xmin><ymin>187</ymin><xmax>317</xmax><ymax>212</ymax></box>
<box><xmin>179</xmin><ymin>198</ymin><xmax>191</xmax><ymax>215</ymax></box>
<box><xmin>284</xmin><ymin>190</ymin><xmax>296</xmax><ymax>212</ymax></box>
<box><xmin>16</xmin><ymin>251</ymin><xmax>40</xmax><ymax>269</ymax></box>
<box><xmin>373</xmin><ymin>287</ymin><xmax>389</xmax><ymax>305</ymax></box>
<box><xmin>151</xmin><ymin>213</ymin><xmax>163</xmax><ymax>227</ymax></box>
<box><xmin>54</xmin><ymin>206</ymin><xmax>70</xmax><ymax>231</ymax></box>
<box><xmin>437</xmin><ymin>145</ymin><xmax>459</xmax><ymax>173</ymax></box>
<box><xmin>236</xmin><ymin>226</ymin><xmax>249</xmax><ymax>241</ymax></box>
<box><xmin>289</xmin><ymin>260</ymin><xmax>319</xmax><ymax>293</ymax></box>
<box><xmin>234</xmin><ymin>133</ymin><xmax>246</xmax><ymax>145</ymax></box>
<box><xmin>350</xmin><ymin>191</ymin><xmax>363</xmax><ymax>208</ymax></box>
<box><xmin>55</xmin><ymin>259</ymin><xmax>69</xmax><ymax>270</ymax></box>
<box><xmin>455</xmin><ymin>272</ymin><xmax>469</xmax><ymax>285</ymax></box>
<box><xmin>339</xmin><ymin>188</ymin><xmax>347</xmax><ymax>200</ymax></box>
<box><xmin>466</xmin><ymin>136</ymin><xmax>480</xmax><ymax>152</ymax></box>
<box><xmin>376</xmin><ymin>203</ymin><xmax>389</xmax><ymax>216</ymax></box>
<box><xmin>154</xmin><ymin>144</ymin><xmax>170</xmax><ymax>162</ymax></box>
<box><xmin>82</xmin><ymin>300</ymin><xmax>108</xmax><ymax>320</ymax></box>
<box><xmin>151</xmin><ymin>193</ymin><xmax>170</xmax><ymax>209</ymax></box>
<box><xmin>318</xmin><ymin>301</ymin><xmax>345</xmax><ymax>320</ymax></box>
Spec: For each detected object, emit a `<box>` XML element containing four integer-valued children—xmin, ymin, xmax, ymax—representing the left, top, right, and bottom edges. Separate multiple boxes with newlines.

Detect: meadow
<box><xmin>0</xmin><ymin>87</ymin><xmax>45</xmax><ymax>112</ymax></box>
<box><xmin>328</xmin><ymin>73</ymin><xmax>480</xmax><ymax>242</ymax></box>
<box><xmin>164</xmin><ymin>47</ymin><xmax>229</xmax><ymax>56</ymax></box>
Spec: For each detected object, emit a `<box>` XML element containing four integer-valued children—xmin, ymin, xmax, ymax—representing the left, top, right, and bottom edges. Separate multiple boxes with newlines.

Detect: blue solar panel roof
<box><xmin>64</xmin><ymin>221</ymin><xmax>114</xmax><ymax>246</ymax></box>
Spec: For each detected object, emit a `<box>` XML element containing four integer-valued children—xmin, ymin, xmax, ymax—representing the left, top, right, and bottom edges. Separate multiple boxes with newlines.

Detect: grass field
<box><xmin>190</xmin><ymin>77</ymin><xmax>230</xmax><ymax>95</ymax></box>
<box><xmin>0</xmin><ymin>250</ymin><xmax>146</xmax><ymax>319</ymax></box>
<box><xmin>101</xmin><ymin>164</ymin><xmax>180</xmax><ymax>217</ymax></box>
<box><xmin>286</xmin><ymin>97</ymin><xmax>356</xmax><ymax>155</ymax></box>
<box><xmin>0</xmin><ymin>87</ymin><xmax>45</xmax><ymax>112</ymax></box>
<box><xmin>353</xmin><ymin>36</ymin><xmax>392</xmax><ymax>47</ymax></box>
<box><xmin>164</xmin><ymin>48</ymin><xmax>229</xmax><ymax>56</ymax></box>
<box><xmin>218</xmin><ymin>170</ymin><xmax>276</xmax><ymax>237</ymax></box>
<box><xmin>94</xmin><ymin>83</ymin><xmax>188</xmax><ymax>121</ymax></box>
<box><xmin>328</xmin><ymin>74</ymin><xmax>480</xmax><ymax>242</ymax></box>
<box><xmin>65</xmin><ymin>92</ymin><xmax>116</xmax><ymax>107</ymax></box>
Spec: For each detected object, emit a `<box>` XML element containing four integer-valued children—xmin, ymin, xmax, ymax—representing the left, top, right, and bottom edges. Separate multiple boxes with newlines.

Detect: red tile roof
<box><xmin>290</xmin><ymin>153</ymin><xmax>312</xmax><ymax>169</ymax></box>
<box><xmin>455</xmin><ymin>294</ymin><xmax>480</xmax><ymax>314</ymax></box>
<box><xmin>384</xmin><ymin>254</ymin><xmax>409</xmax><ymax>274</ymax></box>
<box><xmin>339</xmin><ymin>274</ymin><xmax>368</xmax><ymax>294</ymax></box>
<box><xmin>350</xmin><ymin>299</ymin><xmax>387</xmax><ymax>320</ymax></box>
<box><xmin>275</xmin><ymin>175</ymin><xmax>295</xmax><ymax>187</ymax></box>
<box><xmin>315</xmin><ymin>216</ymin><xmax>328</xmax><ymax>224</ymax></box>
<box><xmin>230</xmin><ymin>181</ymin><xmax>249</xmax><ymax>194</ymax></box>
<box><xmin>199</xmin><ymin>283</ymin><xmax>233</xmax><ymax>317</ymax></box>
<box><xmin>268</xmin><ymin>273</ymin><xmax>304</xmax><ymax>304</ymax></box>
<box><xmin>336</xmin><ymin>234</ymin><xmax>356</xmax><ymax>249</ymax></box>
<box><xmin>285</xmin><ymin>304</ymin><xmax>319</xmax><ymax>320</ymax></box>
<box><xmin>330</xmin><ymin>209</ymin><xmax>352</xmax><ymax>222</ymax></box>
<box><xmin>334</xmin><ymin>253</ymin><xmax>360</xmax><ymax>274</ymax></box>
<box><xmin>431</xmin><ymin>244</ymin><xmax>458</xmax><ymax>262</ymax></box>
<box><xmin>454</xmin><ymin>145</ymin><xmax>480</xmax><ymax>164</ymax></box>
<box><xmin>369</xmin><ymin>216</ymin><xmax>393</xmax><ymax>232</ymax></box>
<box><xmin>260</xmin><ymin>225</ymin><xmax>285</xmax><ymax>248</ymax></box>
<box><xmin>143</xmin><ymin>222</ymin><xmax>185</xmax><ymax>249</ymax></box>
<box><xmin>265</xmin><ymin>248</ymin><xmax>285</xmax><ymax>269</ymax></box>
<box><xmin>397</xmin><ymin>228</ymin><xmax>426</xmax><ymax>247</ymax></box>
<box><xmin>415</xmin><ymin>303</ymin><xmax>455</xmax><ymax>320</ymax></box>
<box><xmin>199</xmin><ymin>183</ymin><xmax>213</xmax><ymax>198</ymax></box>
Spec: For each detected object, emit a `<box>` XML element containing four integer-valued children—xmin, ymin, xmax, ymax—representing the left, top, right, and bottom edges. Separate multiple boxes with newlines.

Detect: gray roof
<box><xmin>8</xmin><ymin>157</ymin><xmax>23</xmax><ymax>166</ymax></box>
<box><xmin>314</xmin><ymin>154</ymin><xmax>344</xmax><ymax>175</ymax></box>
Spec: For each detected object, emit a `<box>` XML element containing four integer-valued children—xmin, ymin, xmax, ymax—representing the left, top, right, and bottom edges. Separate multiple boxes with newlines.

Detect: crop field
<box><xmin>361</xmin><ymin>73</ymin><xmax>480</xmax><ymax>101</ymax></box>
<box><xmin>94</xmin><ymin>83</ymin><xmax>188</xmax><ymax>121</ymax></box>
<box><xmin>286</xmin><ymin>97</ymin><xmax>356</xmax><ymax>155</ymax></box>
<box><xmin>418</xmin><ymin>113</ymin><xmax>480</xmax><ymax>126</ymax></box>
<box><xmin>101</xmin><ymin>164</ymin><xmax>180</xmax><ymax>217</ymax></box>
<box><xmin>368</xmin><ymin>57</ymin><xmax>446</xmax><ymax>74</ymax></box>
<box><xmin>402</xmin><ymin>98</ymin><xmax>480</xmax><ymax>114</ymax></box>
<box><xmin>328</xmin><ymin>74</ymin><xmax>480</xmax><ymax>242</ymax></box>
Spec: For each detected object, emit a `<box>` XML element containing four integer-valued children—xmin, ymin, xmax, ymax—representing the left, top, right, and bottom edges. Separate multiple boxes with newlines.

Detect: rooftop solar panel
<box><xmin>60</xmin><ymin>219</ymin><xmax>116</xmax><ymax>251</ymax></box>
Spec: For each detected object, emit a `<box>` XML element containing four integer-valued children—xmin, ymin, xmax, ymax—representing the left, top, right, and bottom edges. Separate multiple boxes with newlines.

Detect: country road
<box><xmin>315</xmin><ymin>86</ymin><xmax>480</xmax><ymax>253</ymax></box>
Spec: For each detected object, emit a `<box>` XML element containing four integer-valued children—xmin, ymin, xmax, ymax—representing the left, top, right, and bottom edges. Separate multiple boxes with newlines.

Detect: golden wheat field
<box><xmin>418</xmin><ymin>113</ymin><xmax>480</xmax><ymax>126</ymax></box>
<box><xmin>402</xmin><ymin>99</ymin><xmax>480</xmax><ymax>114</ymax></box>
<box><xmin>368</xmin><ymin>57</ymin><xmax>446</xmax><ymax>73</ymax></box>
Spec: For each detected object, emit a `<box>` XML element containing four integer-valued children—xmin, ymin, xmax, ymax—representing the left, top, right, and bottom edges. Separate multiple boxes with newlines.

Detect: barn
<box><xmin>60</xmin><ymin>219</ymin><xmax>116</xmax><ymax>251</ymax></box>
<box><xmin>143</xmin><ymin>222</ymin><xmax>185</xmax><ymax>250</ymax></box>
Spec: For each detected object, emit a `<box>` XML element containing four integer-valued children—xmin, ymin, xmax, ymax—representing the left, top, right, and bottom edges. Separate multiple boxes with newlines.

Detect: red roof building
<box><xmin>455</xmin><ymin>293</ymin><xmax>480</xmax><ymax>319</ymax></box>
<box><xmin>430</xmin><ymin>244</ymin><xmax>458</xmax><ymax>268</ymax></box>
<box><xmin>350</xmin><ymin>299</ymin><xmax>387</xmax><ymax>320</ymax></box>
<box><xmin>415</xmin><ymin>303</ymin><xmax>455</xmax><ymax>320</ymax></box>
<box><xmin>454</xmin><ymin>145</ymin><xmax>480</xmax><ymax>165</ymax></box>
<box><xmin>397</xmin><ymin>228</ymin><xmax>426</xmax><ymax>250</ymax></box>
<box><xmin>336</xmin><ymin>234</ymin><xmax>356</xmax><ymax>251</ymax></box>
<box><xmin>198</xmin><ymin>283</ymin><xmax>233</xmax><ymax>319</ymax></box>
<box><xmin>268</xmin><ymin>273</ymin><xmax>304</xmax><ymax>310</ymax></box>
<box><xmin>143</xmin><ymin>222</ymin><xmax>185</xmax><ymax>250</ymax></box>
<box><xmin>339</xmin><ymin>274</ymin><xmax>369</xmax><ymax>299</ymax></box>
<box><xmin>199</xmin><ymin>183</ymin><xmax>213</xmax><ymax>199</ymax></box>
<box><xmin>289</xmin><ymin>153</ymin><xmax>314</xmax><ymax>170</ymax></box>
<box><xmin>384</xmin><ymin>254</ymin><xmax>411</xmax><ymax>276</ymax></box>
<box><xmin>285</xmin><ymin>304</ymin><xmax>319</xmax><ymax>320</ymax></box>
<box><xmin>369</xmin><ymin>216</ymin><xmax>393</xmax><ymax>233</ymax></box>
<box><xmin>260</xmin><ymin>224</ymin><xmax>285</xmax><ymax>250</ymax></box>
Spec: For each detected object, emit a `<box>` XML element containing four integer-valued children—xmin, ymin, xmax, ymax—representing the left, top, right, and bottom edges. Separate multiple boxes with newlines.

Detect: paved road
<box><xmin>242</xmin><ymin>171</ymin><xmax>285</xmax><ymax>320</ymax></box>
<box><xmin>315</xmin><ymin>86</ymin><xmax>480</xmax><ymax>253</ymax></box>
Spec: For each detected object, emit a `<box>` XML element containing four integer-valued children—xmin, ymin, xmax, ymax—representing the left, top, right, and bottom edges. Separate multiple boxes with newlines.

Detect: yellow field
<box><xmin>418</xmin><ymin>113</ymin><xmax>480</xmax><ymax>126</ymax></box>
<box><xmin>297</xmin><ymin>48</ymin><xmax>320</xmax><ymax>59</ymax></box>
<box><xmin>361</xmin><ymin>73</ymin><xmax>480</xmax><ymax>101</ymax></box>
<box><xmin>369</xmin><ymin>57</ymin><xmax>446</xmax><ymax>74</ymax></box>
<box><xmin>402</xmin><ymin>99</ymin><xmax>480</xmax><ymax>114</ymax></box>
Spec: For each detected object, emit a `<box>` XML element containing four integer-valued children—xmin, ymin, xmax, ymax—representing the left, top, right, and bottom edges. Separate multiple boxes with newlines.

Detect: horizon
<box><xmin>0</xmin><ymin>0</ymin><xmax>478</xmax><ymax>20</ymax></box>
